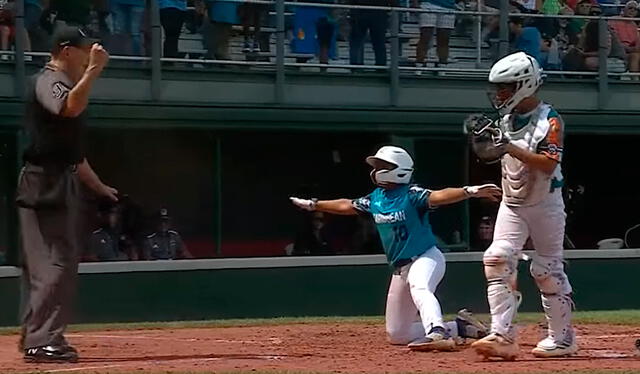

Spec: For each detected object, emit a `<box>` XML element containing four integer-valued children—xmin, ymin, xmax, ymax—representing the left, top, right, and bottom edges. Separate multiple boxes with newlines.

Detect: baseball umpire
<box><xmin>16</xmin><ymin>26</ymin><xmax>118</xmax><ymax>363</ymax></box>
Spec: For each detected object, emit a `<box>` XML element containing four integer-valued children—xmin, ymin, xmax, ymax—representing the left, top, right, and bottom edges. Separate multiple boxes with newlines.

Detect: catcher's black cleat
<box><xmin>24</xmin><ymin>345</ymin><xmax>79</xmax><ymax>363</ymax></box>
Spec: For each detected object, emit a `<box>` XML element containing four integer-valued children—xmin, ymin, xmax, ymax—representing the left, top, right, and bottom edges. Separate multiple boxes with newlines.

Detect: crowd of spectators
<box><xmin>489</xmin><ymin>0</ymin><xmax>639</xmax><ymax>75</ymax></box>
<box><xmin>1</xmin><ymin>0</ymin><xmax>638</xmax><ymax>72</ymax></box>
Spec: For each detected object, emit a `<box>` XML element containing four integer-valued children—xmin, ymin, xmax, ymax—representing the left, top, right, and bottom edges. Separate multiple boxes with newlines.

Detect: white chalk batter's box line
<box><xmin>67</xmin><ymin>333</ymin><xmax>283</xmax><ymax>344</ymax></box>
<box><xmin>43</xmin><ymin>353</ymin><xmax>287</xmax><ymax>372</ymax></box>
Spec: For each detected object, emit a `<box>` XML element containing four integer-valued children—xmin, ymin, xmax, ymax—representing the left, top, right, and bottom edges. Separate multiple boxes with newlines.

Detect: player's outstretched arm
<box><xmin>290</xmin><ymin>197</ymin><xmax>358</xmax><ymax>215</ymax></box>
<box><xmin>505</xmin><ymin>144</ymin><xmax>558</xmax><ymax>175</ymax></box>
<box><xmin>428</xmin><ymin>184</ymin><xmax>502</xmax><ymax>207</ymax></box>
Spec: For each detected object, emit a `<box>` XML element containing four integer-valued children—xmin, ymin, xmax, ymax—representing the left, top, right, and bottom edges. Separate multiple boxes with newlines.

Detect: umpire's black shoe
<box><xmin>24</xmin><ymin>345</ymin><xmax>79</xmax><ymax>363</ymax></box>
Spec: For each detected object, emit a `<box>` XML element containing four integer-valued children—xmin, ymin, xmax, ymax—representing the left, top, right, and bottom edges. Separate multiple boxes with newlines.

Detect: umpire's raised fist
<box><xmin>88</xmin><ymin>43</ymin><xmax>109</xmax><ymax>72</ymax></box>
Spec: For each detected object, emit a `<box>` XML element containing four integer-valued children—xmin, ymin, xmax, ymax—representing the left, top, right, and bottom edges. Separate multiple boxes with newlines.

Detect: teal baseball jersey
<box><xmin>352</xmin><ymin>184</ymin><xmax>437</xmax><ymax>267</ymax></box>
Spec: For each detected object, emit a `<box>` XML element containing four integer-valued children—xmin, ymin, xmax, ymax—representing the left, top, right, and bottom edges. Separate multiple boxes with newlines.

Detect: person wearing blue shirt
<box><xmin>290</xmin><ymin>146</ymin><xmax>500</xmax><ymax>351</ymax></box>
<box><xmin>110</xmin><ymin>0</ymin><xmax>145</xmax><ymax>56</ymax></box>
<box><xmin>509</xmin><ymin>16</ymin><xmax>542</xmax><ymax>65</ymax></box>
<box><xmin>159</xmin><ymin>0</ymin><xmax>187</xmax><ymax>58</ymax></box>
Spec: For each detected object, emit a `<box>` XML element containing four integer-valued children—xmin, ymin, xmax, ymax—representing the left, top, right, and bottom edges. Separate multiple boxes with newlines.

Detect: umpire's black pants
<box><xmin>17</xmin><ymin>163</ymin><xmax>80</xmax><ymax>349</ymax></box>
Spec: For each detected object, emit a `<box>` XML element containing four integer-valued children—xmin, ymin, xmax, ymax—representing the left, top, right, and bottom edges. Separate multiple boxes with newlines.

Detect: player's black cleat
<box><xmin>24</xmin><ymin>345</ymin><xmax>79</xmax><ymax>363</ymax></box>
<box><xmin>635</xmin><ymin>339</ymin><xmax>640</xmax><ymax>350</ymax></box>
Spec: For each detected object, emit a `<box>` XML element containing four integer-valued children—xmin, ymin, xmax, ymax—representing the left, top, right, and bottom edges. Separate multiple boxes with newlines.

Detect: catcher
<box><xmin>466</xmin><ymin>51</ymin><xmax>575</xmax><ymax>360</ymax></box>
<box><xmin>291</xmin><ymin>146</ymin><xmax>499</xmax><ymax>351</ymax></box>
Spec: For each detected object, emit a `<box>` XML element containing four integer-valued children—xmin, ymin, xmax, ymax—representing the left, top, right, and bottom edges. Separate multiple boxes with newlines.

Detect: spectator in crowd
<box><xmin>413</xmin><ymin>0</ymin><xmax>455</xmax><ymax>70</ymax></box>
<box><xmin>87</xmin><ymin>202</ymin><xmax>137</xmax><ymax>262</ymax></box>
<box><xmin>239</xmin><ymin>0</ymin><xmax>266</xmax><ymax>53</ymax></box>
<box><xmin>536</xmin><ymin>0</ymin><xmax>569</xmax><ymax>37</ymax></box>
<box><xmin>316</xmin><ymin>9</ymin><xmax>335</xmax><ymax>64</ymax></box>
<box><xmin>293</xmin><ymin>211</ymin><xmax>335</xmax><ymax>255</ymax></box>
<box><xmin>159</xmin><ymin>0</ymin><xmax>186</xmax><ymax>58</ymax></box>
<box><xmin>598</xmin><ymin>0</ymin><xmax>619</xmax><ymax>16</ymax></box>
<box><xmin>609</xmin><ymin>0</ymin><xmax>640</xmax><ymax>76</ymax></box>
<box><xmin>567</xmin><ymin>4</ymin><xmax>627</xmax><ymax>72</ymax></box>
<box><xmin>348</xmin><ymin>0</ymin><xmax>396</xmax><ymax>67</ymax></box>
<box><xmin>184</xmin><ymin>0</ymin><xmax>205</xmax><ymax>34</ymax></box>
<box><xmin>509</xmin><ymin>16</ymin><xmax>542</xmax><ymax>64</ymax></box>
<box><xmin>50</xmin><ymin>0</ymin><xmax>92</xmax><ymax>30</ymax></box>
<box><xmin>541</xmin><ymin>33</ymin><xmax>562</xmax><ymax>69</ymax></box>
<box><xmin>0</xmin><ymin>0</ymin><xmax>14</xmax><ymax>60</ymax></box>
<box><xmin>198</xmin><ymin>0</ymin><xmax>239</xmax><ymax>60</ymax></box>
<box><xmin>291</xmin><ymin>0</ymin><xmax>337</xmax><ymax>65</ymax></box>
<box><xmin>565</xmin><ymin>0</ymin><xmax>593</xmax><ymax>11</ymax></box>
<box><xmin>143</xmin><ymin>208</ymin><xmax>192</xmax><ymax>260</ymax></box>
<box><xmin>110</xmin><ymin>0</ymin><xmax>145</xmax><ymax>56</ymax></box>
<box><xmin>556</xmin><ymin>7</ymin><xmax>580</xmax><ymax>55</ymax></box>
<box><xmin>93</xmin><ymin>0</ymin><xmax>111</xmax><ymax>39</ymax></box>
<box><xmin>569</xmin><ymin>0</ymin><xmax>591</xmax><ymax>35</ymax></box>
<box><xmin>23</xmin><ymin>0</ymin><xmax>48</xmax><ymax>52</ymax></box>
<box><xmin>542</xmin><ymin>0</ymin><xmax>563</xmax><ymax>15</ymax></box>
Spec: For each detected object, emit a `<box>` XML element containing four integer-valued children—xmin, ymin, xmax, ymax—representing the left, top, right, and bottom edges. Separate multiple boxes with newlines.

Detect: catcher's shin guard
<box><xmin>530</xmin><ymin>254</ymin><xmax>575</xmax><ymax>354</ymax></box>
<box><xmin>483</xmin><ymin>242</ymin><xmax>519</xmax><ymax>340</ymax></box>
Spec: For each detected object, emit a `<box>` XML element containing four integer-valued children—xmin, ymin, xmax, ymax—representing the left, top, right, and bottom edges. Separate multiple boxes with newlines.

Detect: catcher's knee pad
<box><xmin>483</xmin><ymin>241</ymin><xmax>518</xmax><ymax>285</ymax></box>
<box><xmin>529</xmin><ymin>255</ymin><xmax>572</xmax><ymax>295</ymax></box>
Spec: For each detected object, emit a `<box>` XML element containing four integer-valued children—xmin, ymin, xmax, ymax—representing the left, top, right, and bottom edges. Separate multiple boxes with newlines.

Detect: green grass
<box><xmin>2</xmin><ymin>310</ymin><xmax>640</xmax><ymax>336</ymax></box>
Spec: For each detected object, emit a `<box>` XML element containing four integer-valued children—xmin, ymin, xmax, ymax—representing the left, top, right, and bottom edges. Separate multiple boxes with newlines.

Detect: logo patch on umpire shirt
<box><xmin>52</xmin><ymin>82</ymin><xmax>69</xmax><ymax>99</ymax></box>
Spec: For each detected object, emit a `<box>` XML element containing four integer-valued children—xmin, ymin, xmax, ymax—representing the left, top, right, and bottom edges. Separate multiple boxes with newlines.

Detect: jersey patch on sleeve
<box><xmin>539</xmin><ymin>116</ymin><xmax>564</xmax><ymax>162</ymax></box>
<box><xmin>52</xmin><ymin>81</ymin><xmax>70</xmax><ymax>100</ymax></box>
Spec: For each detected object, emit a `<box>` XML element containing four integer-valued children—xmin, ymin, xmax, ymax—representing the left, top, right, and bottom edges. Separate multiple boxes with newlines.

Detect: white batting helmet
<box><xmin>366</xmin><ymin>146</ymin><xmax>414</xmax><ymax>186</ymax></box>
<box><xmin>488</xmin><ymin>51</ymin><xmax>543</xmax><ymax>116</ymax></box>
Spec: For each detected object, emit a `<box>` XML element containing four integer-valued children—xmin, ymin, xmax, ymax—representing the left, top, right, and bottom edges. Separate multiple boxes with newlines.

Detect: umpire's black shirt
<box><xmin>23</xmin><ymin>63</ymin><xmax>86</xmax><ymax>167</ymax></box>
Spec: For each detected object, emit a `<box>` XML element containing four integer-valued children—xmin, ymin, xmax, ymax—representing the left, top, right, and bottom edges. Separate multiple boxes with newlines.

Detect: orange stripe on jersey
<box><xmin>542</xmin><ymin>117</ymin><xmax>563</xmax><ymax>162</ymax></box>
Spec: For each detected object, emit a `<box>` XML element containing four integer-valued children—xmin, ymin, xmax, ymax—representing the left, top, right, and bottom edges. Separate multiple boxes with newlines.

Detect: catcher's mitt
<box><xmin>465</xmin><ymin>113</ymin><xmax>509</xmax><ymax>164</ymax></box>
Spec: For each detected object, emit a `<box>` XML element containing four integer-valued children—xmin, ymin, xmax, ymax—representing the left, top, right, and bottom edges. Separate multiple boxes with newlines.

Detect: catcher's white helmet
<box><xmin>488</xmin><ymin>52</ymin><xmax>544</xmax><ymax>116</ymax></box>
<box><xmin>366</xmin><ymin>146</ymin><xmax>414</xmax><ymax>186</ymax></box>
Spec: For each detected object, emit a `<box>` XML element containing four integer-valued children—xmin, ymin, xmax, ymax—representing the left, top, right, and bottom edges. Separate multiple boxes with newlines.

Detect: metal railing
<box><xmin>2</xmin><ymin>0</ymin><xmax>639</xmax><ymax>106</ymax></box>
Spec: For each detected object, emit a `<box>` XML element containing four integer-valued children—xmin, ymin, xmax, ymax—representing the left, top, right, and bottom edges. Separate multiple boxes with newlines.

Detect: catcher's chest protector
<box><xmin>500</xmin><ymin>103</ymin><xmax>564</xmax><ymax>207</ymax></box>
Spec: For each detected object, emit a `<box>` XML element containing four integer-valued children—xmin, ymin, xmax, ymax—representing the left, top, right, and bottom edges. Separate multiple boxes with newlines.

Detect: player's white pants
<box><xmin>484</xmin><ymin>190</ymin><xmax>573</xmax><ymax>342</ymax></box>
<box><xmin>385</xmin><ymin>246</ymin><xmax>456</xmax><ymax>344</ymax></box>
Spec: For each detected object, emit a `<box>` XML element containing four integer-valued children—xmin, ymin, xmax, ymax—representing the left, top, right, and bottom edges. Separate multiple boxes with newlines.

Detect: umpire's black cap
<box><xmin>51</xmin><ymin>26</ymin><xmax>99</xmax><ymax>54</ymax></box>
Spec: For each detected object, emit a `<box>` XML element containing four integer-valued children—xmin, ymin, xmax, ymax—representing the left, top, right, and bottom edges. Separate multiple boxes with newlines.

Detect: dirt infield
<box><xmin>1</xmin><ymin>322</ymin><xmax>640</xmax><ymax>373</ymax></box>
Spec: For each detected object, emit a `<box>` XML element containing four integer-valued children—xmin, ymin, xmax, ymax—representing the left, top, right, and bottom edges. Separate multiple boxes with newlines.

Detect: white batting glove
<box><xmin>289</xmin><ymin>197</ymin><xmax>317</xmax><ymax>211</ymax></box>
<box><xmin>463</xmin><ymin>184</ymin><xmax>502</xmax><ymax>202</ymax></box>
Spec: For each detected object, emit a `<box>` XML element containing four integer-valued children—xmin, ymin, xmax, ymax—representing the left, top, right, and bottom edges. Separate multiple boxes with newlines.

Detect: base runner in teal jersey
<box><xmin>290</xmin><ymin>146</ymin><xmax>501</xmax><ymax>351</ymax></box>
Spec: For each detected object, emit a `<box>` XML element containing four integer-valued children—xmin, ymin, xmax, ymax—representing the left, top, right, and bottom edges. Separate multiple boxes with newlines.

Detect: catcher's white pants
<box><xmin>485</xmin><ymin>190</ymin><xmax>572</xmax><ymax>340</ymax></box>
<box><xmin>385</xmin><ymin>247</ymin><xmax>457</xmax><ymax>344</ymax></box>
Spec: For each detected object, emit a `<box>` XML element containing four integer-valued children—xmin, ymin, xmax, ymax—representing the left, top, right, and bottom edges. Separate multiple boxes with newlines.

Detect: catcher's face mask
<box><xmin>488</xmin><ymin>83</ymin><xmax>517</xmax><ymax>113</ymax></box>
